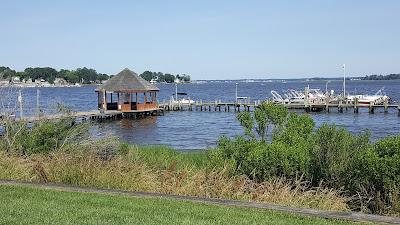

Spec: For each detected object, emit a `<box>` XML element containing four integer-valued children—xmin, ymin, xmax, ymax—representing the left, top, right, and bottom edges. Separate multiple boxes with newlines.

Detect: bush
<box><xmin>310</xmin><ymin>124</ymin><xmax>370</xmax><ymax>189</ymax></box>
<box><xmin>245</xmin><ymin>142</ymin><xmax>310</xmax><ymax>180</ymax></box>
<box><xmin>0</xmin><ymin>118</ymin><xmax>89</xmax><ymax>155</ymax></box>
<box><xmin>216</xmin><ymin>113</ymin><xmax>313</xmax><ymax>181</ymax></box>
<box><xmin>354</xmin><ymin>136</ymin><xmax>400</xmax><ymax>214</ymax></box>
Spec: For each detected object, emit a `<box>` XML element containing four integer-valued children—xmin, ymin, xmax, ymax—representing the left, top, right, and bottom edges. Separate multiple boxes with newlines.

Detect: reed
<box><xmin>0</xmin><ymin>149</ymin><xmax>348</xmax><ymax>212</ymax></box>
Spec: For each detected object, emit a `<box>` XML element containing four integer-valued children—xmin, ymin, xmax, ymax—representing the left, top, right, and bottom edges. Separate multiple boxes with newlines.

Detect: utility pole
<box><xmin>175</xmin><ymin>83</ymin><xmax>178</xmax><ymax>101</ymax></box>
<box><xmin>18</xmin><ymin>90</ymin><xmax>23</xmax><ymax>119</ymax></box>
<box><xmin>343</xmin><ymin>64</ymin><xmax>346</xmax><ymax>98</ymax></box>
<box><xmin>235</xmin><ymin>83</ymin><xmax>238</xmax><ymax>103</ymax></box>
<box><xmin>36</xmin><ymin>89</ymin><xmax>40</xmax><ymax>118</ymax></box>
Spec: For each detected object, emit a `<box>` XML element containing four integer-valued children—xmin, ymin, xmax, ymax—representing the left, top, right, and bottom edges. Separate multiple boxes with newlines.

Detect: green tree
<box><xmin>140</xmin><ymin>71</ymin><xmax>153</xmax><ymax>81</ymax></box>
<box><xmin>237</xmin><ymin>102</ymin><xmax>288</xmax><ymax>142</ymax></box>
<box><xmin>0</xmin><ymin>66</ymin><xmax>16</xmax><ymax>79</ymax></box>
<box><xmin>164</xmin><ymin>73</ymin><xmax>175</xmax><ymax>83</ymax></box>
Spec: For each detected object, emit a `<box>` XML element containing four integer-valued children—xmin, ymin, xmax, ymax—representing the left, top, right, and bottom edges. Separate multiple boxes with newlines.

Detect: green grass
<box><xmin>0</xmin><ymin>185</ymin><xmax>364</xmax><ymax>225</ymax></box>
<box><xmin>134</xmin><ymin>145</ymin><xmax>211</xmax><ymax>169</ymax></box>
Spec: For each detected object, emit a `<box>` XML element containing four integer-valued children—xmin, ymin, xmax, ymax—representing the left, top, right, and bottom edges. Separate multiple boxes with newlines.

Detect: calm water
<box><xmin>1</xmin><ymin>80</ymin><xmax>399</xmax><ymax>150</ymax></box>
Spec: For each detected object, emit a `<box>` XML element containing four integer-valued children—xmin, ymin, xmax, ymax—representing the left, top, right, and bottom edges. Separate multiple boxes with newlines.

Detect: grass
<box><xmin>0</xmin><ymin>149</ymin><xmax>349</xmax><ymax>211</ymax></box>
<box><xmin>0</xmin><ymin>185</ymin><xmax>362</xmax><ymax>225</ymax></box>
<box><xmin>133</xmin><ymin>145</ymin><xmax>210</xmax><ymax>170</ymax></box>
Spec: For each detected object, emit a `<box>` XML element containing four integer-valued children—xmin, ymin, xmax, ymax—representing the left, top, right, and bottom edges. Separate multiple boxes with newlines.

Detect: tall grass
<box><xmin>0</xmin><ymin>148</ymin><xmax>348</xmax><ymax>212</ymax></box>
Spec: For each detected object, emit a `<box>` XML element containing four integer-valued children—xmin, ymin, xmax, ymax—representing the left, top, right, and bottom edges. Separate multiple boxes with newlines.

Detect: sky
<box><xmin>0</xmin><ymin>0</ymin><xmax>399</xmax><ymax>80</ymax></box>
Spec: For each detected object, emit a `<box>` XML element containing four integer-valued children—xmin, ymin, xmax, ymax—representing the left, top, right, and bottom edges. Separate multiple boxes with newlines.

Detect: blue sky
<box><xmin>0</xmin><ymin>0</ymin><xmax>399</xmax><ymax>79</ymax></box>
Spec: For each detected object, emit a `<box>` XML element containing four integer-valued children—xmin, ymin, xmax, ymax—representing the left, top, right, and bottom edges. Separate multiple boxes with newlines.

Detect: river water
<box><xmin>1</xmin><ymin>80</ymin><xmax>399</xmax><ymax>150</ymax></box>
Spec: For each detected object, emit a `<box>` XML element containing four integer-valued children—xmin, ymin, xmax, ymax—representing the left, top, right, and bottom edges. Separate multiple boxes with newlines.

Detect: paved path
<box><xmin>1</xmin><ymin>179</ymin><xmax>399</xmax><ymax>224</ymax></box>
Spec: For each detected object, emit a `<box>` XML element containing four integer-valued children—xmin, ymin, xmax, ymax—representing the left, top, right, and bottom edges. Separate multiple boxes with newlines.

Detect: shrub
<box><xmin>354</xmin><ymin>136</ymin><xmax>400</xmax><ymax>214</ymax></box>
<box><xmin>0</xmin><ymin>118</ymin><xmax>90</xmax><ymax>155</ymax></box>
<box><xmin>218</xmin><ymin>111</ymin><xmax>314</xmax><ymax>181</ymax></box>
<box><xmin>245</xmin><ymin>142</ymin><xmax>310</xmax><ymax>181</ymax></box>
<box><xmin>310</xmin><ymin>124</ymin><xmax>370</xmax><ymax>189</ymax></box>
<box><xmin>237</xmin><ymin>102</ymin><xmax>288</xmax><ymax>142</ymax></box>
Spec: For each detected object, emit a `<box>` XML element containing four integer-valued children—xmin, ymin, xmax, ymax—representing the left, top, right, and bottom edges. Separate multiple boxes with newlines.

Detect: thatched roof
<box><xmin>97</xmin><ymin>68</ymin><xmax>159</xmax><ymax>92</ymax></box>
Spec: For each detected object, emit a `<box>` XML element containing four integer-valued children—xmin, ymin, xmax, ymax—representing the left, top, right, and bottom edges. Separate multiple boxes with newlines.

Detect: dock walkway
<box><xmin>20</xmin><ymin>108</ymin><xmax>164</xmax><ymax>122</ymax></box>
<box><xmin>6</xmin><ymin>99</ymin><xmax>399</xmax><ymax>123</ymax></box>
<box><xmin>159</xmin><ymin>99</ymin><xmax>400</xmax><ymax>115</ymax></box>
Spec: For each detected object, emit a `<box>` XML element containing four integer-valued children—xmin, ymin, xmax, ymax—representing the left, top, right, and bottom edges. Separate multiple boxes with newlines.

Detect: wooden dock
<box><xmin>159</xmin><ymin>99</ymin><xmax>400</xmax><ymax>115</ymax></box>
<box><xmin>20</xmin><ymin>108</ymin><xmax>165</xmax><ymax>122</ymax></box>
<box><xmin>6</xmin><ymin>99</ymin><xmax>399</xmax><ymax>123</ymax></box>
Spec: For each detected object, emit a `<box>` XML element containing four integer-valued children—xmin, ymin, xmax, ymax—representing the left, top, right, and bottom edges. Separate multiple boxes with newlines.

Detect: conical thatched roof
<box><xmin>98</xmin><ymin>68</ymin><xmax>159</xmax><ymax>92</ymax></box>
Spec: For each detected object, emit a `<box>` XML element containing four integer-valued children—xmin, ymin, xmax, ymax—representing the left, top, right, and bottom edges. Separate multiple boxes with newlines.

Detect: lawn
<box><xmin>0</xmin><ymin>185</ymin><xmax>366</xmax><ymax>225</ymax></box>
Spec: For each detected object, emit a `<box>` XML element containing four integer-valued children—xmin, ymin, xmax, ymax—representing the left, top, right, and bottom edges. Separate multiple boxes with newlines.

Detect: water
<box><xmin>1</xmin><ymin>80</ymin><xmax>399</xmax><ymax>150</ymax></box>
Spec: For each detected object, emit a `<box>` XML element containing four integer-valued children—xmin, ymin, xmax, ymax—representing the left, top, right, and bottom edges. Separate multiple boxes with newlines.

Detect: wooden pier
<box><xmin>7</xmin><ymin>99</ymin><xmax>400</xmax><ymax>123</ymax></box>
<box><xmin>21</xmin><ymin>108</ymin><xmax>165</xmax><ymax>122</ymax></box>
<box><xmin>158</xmin><ymin>99</ymin><xmax>400</xmax><ymax>115</ymax></box>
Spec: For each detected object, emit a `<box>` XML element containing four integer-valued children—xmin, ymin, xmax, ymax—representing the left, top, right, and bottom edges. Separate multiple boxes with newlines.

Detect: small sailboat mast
<box><xmin>343</xmin><ymin>64</ymin><xmax>346</xmax><ymax>97</ymax></box>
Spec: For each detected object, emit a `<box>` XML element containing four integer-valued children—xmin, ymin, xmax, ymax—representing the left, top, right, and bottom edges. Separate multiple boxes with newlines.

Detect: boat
<box><xmin>170</xmin><ymin>84</ymin><xmax>195</xmax><ymax>105</ymax></box>
<box><xmin>271</xmin><ymin>88</ymin><xmax>328</xmax><ymax>104</ymax></box>
<box><xmin>150</xmin><ymin>76</ymin><xmax>158</xmax><ymax>84</ymax></box>
<box><xmin>347</xmin><ymin>88</ymin><xmax>390</xmax><ymax>106</ymax></box>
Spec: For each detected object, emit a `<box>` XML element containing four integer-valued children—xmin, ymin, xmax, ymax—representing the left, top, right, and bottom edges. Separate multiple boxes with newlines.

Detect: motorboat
<box><xmin>347</xmin><ymin>88</ymin><xmax>390</xmax><ymax>106</ymax></box>
<box><xmin>170</xmin><ymin>84</ymin><xmax>195</xmax><ymax>105</ymax></box>
<box><xmin>271</xmin><ymin>88</ymin><xmax>328</xmax><ymax>104</ymax></box>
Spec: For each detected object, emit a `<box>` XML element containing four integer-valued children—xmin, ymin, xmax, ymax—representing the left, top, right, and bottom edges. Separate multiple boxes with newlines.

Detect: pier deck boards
<box><xmin>158</xmin><ymin>100</ymin><xmax>400</xmax><ymax>115</ymax></box>
<box><xmin>7</xmin><ymin>100</ymin><xmax>399</xmax><ymax>123</ymax></box>
<box><xmin>21</xmin><ymin>108</ymin><xmax>165</xmax><ymax>122</ymax></box>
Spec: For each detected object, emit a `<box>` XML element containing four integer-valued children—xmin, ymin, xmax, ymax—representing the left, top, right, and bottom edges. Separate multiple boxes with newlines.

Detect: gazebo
<box><xmin>96</xmin><ymin>68</ymin><xmax>160</xmax><ymax>112</ymax></box>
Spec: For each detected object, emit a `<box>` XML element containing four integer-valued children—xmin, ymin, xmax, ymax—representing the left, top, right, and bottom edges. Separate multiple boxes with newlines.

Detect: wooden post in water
<box><xmin>338</xmin><ymin>101</ymin><xmax>343</xmax><ymax>113</ymax></box>
<box><xmin>325</xmin><ymin>95</ymin><xmax>330</xmax><ymax>112</ymax></box>
<box><xmin>384</xmin><ymin>98</ymin><xmax>388</xmax><ymax>113</ymax></box>
<box><xmin>18</xmin><ymin>90</ymin><xmax>23</xmax><ymax>119</ymax></box>
<box><xmin>304</xmin><ymin>86</ymin><xmax>309</xmax><ymax>112</ymax></box>
<box><xmin>369</xmin><ymin>101</ymin><xmax>375</xmax><ymax>114</ymax></box>
<box><xmin>354</xmin><ymin>97</ymin><xmax>359</xmax><ymax>113</ymax></box>
<box><xmin>398</xmin><ymin>104</ymin><xmax>400</xmax><ymax>116</ymax></box>
<box><xmin>36</xmin><ymin>89</ymin><xmax>40</xmax><ymax>119</ymax></box>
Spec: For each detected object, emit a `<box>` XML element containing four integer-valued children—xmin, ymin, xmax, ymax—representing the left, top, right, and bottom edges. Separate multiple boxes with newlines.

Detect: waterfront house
<box><xmin>0</xmin><ymin>78</ymin><xmax>9</xmax><ymax>86</ymax></box>
<box><xmin>54</xmin><ymin>78</ymin><xmax>67</xmax><ymax>85</ymax></box>
<box><xmin>96</xmin><ymin>68</ymin><xmax>160</xmax><ymax>112</ymax></box>
<box><xmin>11</xmin><ymin>76</ymin><xmax>21</xmax><ymax>84</ymax></box>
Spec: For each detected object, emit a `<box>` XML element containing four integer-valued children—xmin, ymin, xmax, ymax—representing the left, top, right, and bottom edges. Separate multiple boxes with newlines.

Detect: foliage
<box><xmin>0</xmin><ymin>118</ymin><xmax>89</xmax><ymax>156</ymax></box>
<box><xmin>237</xmin><ymin>102</ymin><xmax>288</xmax><ymax>142</ymax></box>
<box><xmin>0</xmin><ymin>66</ymin><xmax>16</xmax><ymax>79</ymax></box>
<box><xmin>362</xmin><ymin>74</ymin><xmax>400</xmax><ymax>80</ymax></box>
<box><xmin>24</xmin><ymin>67</ymin><xmax>58</xmax><ymax>83</ymax></box>
<box><xmin>217</xmin><ymin>102</ymin><xmax>400</xmax><ymax>214</ymax></box>
<box><xmin>139</xmin><ymin>70</ymin><xmax>191</xmax><ymax>83</ymax></box>
<box><xmin>354</xmin><ymin>136</ymin><xmax>400</xmax><ymax>214</ymax></box>
<box><xmin>310</xmin><ymin>124</ymin><xmax>370</xmax><ymax>188</ymax></box>
<box><xmin>0</xmin><ymin>149</ymin><xmax>348</xmax><ymax>213</ymax></box>
<box><xmin>0</xmin><ymin>65</ymin><xmax>109</xmax><ymax>84</ymax></box>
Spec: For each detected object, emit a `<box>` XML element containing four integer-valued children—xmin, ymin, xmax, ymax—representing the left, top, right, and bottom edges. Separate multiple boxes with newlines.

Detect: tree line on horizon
<box><xmin>139</xmin><ymin>71</ymin><xmax>191</xmax><ymax>83</ymax></box>
<box><xmin>361</xmin><ymin>73</ymin><xmax>400</xmax><ymax>80</ymax></box>
<box><xmin>0</xmin><ymin>66</ymin><xmax>109</xmax><ymax>84</ymax></box>
<box><xmin>0</xmin><ymin>66</ymin><xmax>191</xmax><ymax>84</ymax></box>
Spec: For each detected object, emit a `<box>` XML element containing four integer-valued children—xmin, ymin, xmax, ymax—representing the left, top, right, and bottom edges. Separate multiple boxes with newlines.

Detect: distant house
<box><xmin>54</xmin><ymin>78</ymin><xmax>67</xmax><ymax>86</ymax></box>
<box><xmin>174</xmin><ymin>77</ymin><xmax>181</xmax><ymax>83</ymax></box>
<box><xmin>25</xmin><ymin>78</ymin><xmax>33</xmax><ymax>84</ymax></box>
<box><xmin>11</xmin><ymin>76</ymin><xmax>21</xmax><ymax>83</ymax></box>
<box><xmin>0</xmin><ymin>78</ymin><xmax>9</xmax><ymax>86</ymax></box>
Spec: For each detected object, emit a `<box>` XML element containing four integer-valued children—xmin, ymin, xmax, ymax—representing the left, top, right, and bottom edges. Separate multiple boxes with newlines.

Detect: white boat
<box><xmin>347</xmin><ymin>89</ymin><xmax>390</xmax><ymax>106</ymax></box>
<box><xmin>170</xmin><ymin>96</ymin><xmax>195</xmax><ymax>105</ymax></box>
<box><xmin>271</xmin><ymin>88</ymin><xmax>328</xmax><ymax>104</ymax></box>
<box><xmin>150</xmin><ymin>76</ymin><xmax>158</xmax><ymax>84</ymax></box>
<box><xmin>171</xmin><ymin>83</ymin><xmax>195</xmax><ymax>105</ymax></box>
